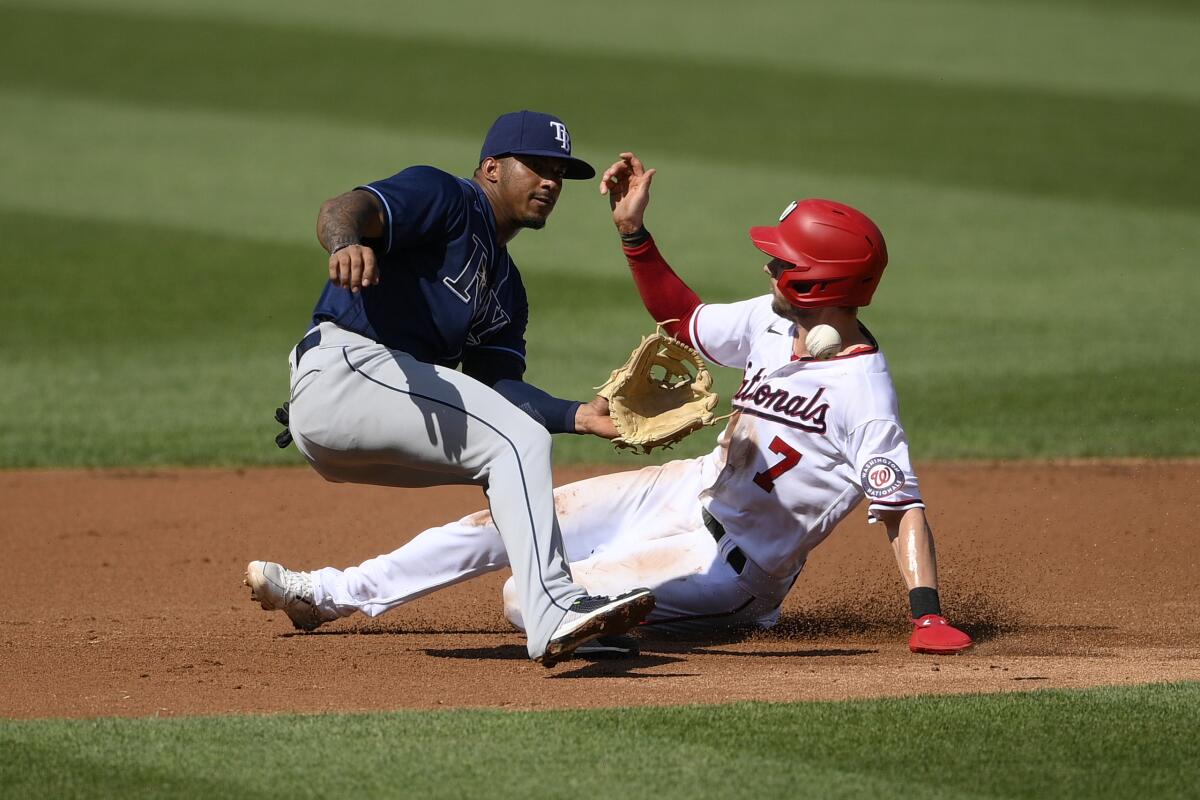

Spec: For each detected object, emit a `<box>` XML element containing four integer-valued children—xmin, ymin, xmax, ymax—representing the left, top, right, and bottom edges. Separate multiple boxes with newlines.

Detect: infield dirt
<box><xmin>3</xmin><ymin>462</ymin><xmax>1197</xmax><ymax>718</ymax></box>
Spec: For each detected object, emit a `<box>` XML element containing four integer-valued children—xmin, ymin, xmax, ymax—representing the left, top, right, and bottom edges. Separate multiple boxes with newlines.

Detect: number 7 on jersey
<box><xmin>753</xmin><ymin>436</ymin><xmax>802</xmax><ymax>493</ymax></box>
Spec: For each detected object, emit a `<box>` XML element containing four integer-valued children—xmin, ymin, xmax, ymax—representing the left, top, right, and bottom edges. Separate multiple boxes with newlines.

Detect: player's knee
<box><xmin>501</xmin><ymin>415</ymin><xmax>553</xmax><ymax>462</ymax></box>
<box><xmin>520</xmin><ymin>423</ymin><xmax>553</xmax><ymax>459</ymax></box>
<box><xmin>501</xmin><ymin>576</ymin><xmax>525</xmax><ymax>631</ymax></box>
<box><xmin>473</xmin><ymin>413</ymin><xmax>553</xmax><ymax>479</ymax></box>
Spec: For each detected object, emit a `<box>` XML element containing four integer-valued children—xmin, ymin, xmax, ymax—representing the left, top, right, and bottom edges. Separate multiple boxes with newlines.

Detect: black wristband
<box><xmin>619</xmin><ymin>226</ymin><xmax>650</xmax><ymax>246</ymax></box>
<box><xmin>909</xmin><ymin>587</ymin><xmax>942</xmax><ymax>619</ymax></box>
<box><xmin>329</xmin><ymin>240</ymin><xmax>359</xmax><ymax>255</ymax></box>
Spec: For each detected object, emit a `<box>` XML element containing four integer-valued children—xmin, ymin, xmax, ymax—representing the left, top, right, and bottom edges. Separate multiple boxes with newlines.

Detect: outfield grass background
<box><xmin>1</xmin><ymin>0</ymin><xmax>1197</xmax><ymax>466</ymax></box>
<box><xmin>3</xmin><ymin>683</ymin><xmax>1199</xmax><ymax>799</ymax></box>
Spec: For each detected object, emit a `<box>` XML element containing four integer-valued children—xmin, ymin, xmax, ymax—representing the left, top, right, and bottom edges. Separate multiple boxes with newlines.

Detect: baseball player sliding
<box><xmin>246</xmin><ymin>112</ymin><xmax>655</xmax><ymax>667</ymax></box>
<box><xmin>250</xmin><ymin>151</ymin><xmax>972</xmax><ymax>658</ymax></box>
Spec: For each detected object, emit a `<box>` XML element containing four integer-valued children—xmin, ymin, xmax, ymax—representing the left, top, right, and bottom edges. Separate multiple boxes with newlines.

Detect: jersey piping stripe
<box><xmin>689</xmin><ymin>305</ymin><xmax>724</xmax><ymax>366</ymax></box>
<box><xmin>470</xmin><ymin>344</ymin><xmax>526</xmax><ymax>362</ymax></box>
<box><xmin>340</xmin><ymin>347</ymin><xmax>571</xmax><ymax>612</ymax></box>
<box><xmin>356</xmin><ymin>184</ymin><xmax>394</xmax><ymax>254</ymax></box>
<box><xmin>868</xmin><ymin>498</ymin><xmax>925</xmax><ymax>507</ymax></box>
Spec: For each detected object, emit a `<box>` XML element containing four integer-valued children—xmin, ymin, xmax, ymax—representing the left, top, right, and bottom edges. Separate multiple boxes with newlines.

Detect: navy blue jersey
<box><xmin>310</xmin><ymin>166</ymin><xmax>528</xmax><ymax>371</ymax></box>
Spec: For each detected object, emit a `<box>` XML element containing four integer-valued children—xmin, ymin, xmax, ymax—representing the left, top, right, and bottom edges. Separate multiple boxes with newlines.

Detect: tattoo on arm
<box><xmin>317</xmin><ymin>190</ymin><xmax>385</xmax><ymax>253</ymax></box>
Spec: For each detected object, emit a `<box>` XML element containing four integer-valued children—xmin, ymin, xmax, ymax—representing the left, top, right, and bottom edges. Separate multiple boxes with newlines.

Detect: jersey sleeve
<box><xmin>356</xmin><ymin>166</ymin><xmax>464</xmax><ymax>255</ymax></box>
<box><xmin>847</xmin><ymin>419</ymin><xmax>925</xmax><ymax>519</ymax></box>
<box><xmin>686</xmin><ymin>295</ymin><xmax>775</xmax><ymax>369</ymax></box>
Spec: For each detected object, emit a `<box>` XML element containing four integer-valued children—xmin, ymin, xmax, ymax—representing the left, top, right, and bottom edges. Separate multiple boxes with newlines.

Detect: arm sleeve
<box><xmin>492</xmin><ymin>380</ymin><xmax>581</xmax><ymax>434</ymax></box>
<box><xmin>356</xmin><ymin>166</ymin><xmax>463</xmax><ymax>255</ymax></box>
<box><xmin>621</xmin><ymin>235</ymin><xmax>702</xmax><ymax>341</ymax></box>
<box><xmin>461</xmin><ymin>350</ymin><xmax>579</xmax><ymax>433</ymax></box>
<box><xmin>847</xmin><ymin>419</ymin><xmax>926</xmax><ymax>520</ymax></box>
<box><xmin>461</xmin><ymin>276</ymin><xmax>578</xmax><ymax>433</ymax></box>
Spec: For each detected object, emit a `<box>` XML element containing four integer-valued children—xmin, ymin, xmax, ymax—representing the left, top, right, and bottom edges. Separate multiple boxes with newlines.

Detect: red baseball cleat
<box><xmin>909</xmin><ymin>614</ymin><xmax>973</xmax><ymax>655</ymax></box>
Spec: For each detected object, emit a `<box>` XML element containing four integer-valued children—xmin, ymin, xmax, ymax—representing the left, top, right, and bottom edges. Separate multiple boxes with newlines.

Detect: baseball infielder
<box><xmin>246</xmin><ymin>113</ymin><xmax>655</xmax><ymax>667</ymax></box>
<box><xmin>251</xmin><ymin>152</ymin><xmax>972</xmax><ymax>657</ymax></box>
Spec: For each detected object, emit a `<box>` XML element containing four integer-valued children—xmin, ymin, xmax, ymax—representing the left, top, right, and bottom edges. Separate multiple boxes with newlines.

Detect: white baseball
<box><xmin>805</xmin><ymin>324</ymin><xmax>842</xmax><ymax>360</ymax></box>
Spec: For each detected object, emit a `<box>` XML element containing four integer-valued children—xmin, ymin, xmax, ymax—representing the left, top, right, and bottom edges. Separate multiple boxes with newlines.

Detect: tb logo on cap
<box><xmin>549</xmin><ymin>121</ymin><xmax>571</xmax><ymax>152</ymax></box>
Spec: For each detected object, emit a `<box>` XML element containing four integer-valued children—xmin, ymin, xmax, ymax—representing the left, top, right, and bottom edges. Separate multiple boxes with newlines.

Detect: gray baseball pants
<box><xmin>286</xmin><ymin>322</ymin><xmax>585</xmax><ymax>658</ymax></box>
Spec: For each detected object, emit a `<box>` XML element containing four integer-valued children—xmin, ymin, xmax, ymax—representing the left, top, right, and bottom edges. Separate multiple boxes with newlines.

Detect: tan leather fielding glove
<box><xmin>596</xmin><ymin>328</ymin><xmax>719</xmax><ymax>454</ymax></box>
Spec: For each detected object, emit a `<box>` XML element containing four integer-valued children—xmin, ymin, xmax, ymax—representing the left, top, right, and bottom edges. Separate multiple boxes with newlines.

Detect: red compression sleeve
<box><xmin>622</xmin><ymin>235</ymin><xmax>702</xmax><ymax>344</ymax></box>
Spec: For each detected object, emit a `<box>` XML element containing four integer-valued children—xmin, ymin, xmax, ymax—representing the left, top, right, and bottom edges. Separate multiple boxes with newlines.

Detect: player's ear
<box><xmin>478</xmin><ymin>156</ymin><xmax>503</xmax><ymax>184</ymax></box>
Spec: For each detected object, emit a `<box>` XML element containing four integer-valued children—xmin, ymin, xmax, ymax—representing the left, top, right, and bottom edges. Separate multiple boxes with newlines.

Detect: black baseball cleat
<box><xmin>537</xmin><ymin>589</ymin><xmax>655</xmax><ymax>667</ymax></box>
<box><xmin>574</xmin><ymin>633</ymin><xmax>640</xmax><ymax>659</ymax></box>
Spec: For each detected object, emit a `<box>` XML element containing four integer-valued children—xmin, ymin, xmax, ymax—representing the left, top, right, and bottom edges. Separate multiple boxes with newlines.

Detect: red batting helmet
<box><xmin>749</xmin><ymin>199</ymin><xmax>888</xmax><ymax>308</ymax></box>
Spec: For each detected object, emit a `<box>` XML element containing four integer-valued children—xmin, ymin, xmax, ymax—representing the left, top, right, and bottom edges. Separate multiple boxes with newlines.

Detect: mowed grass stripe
<box><xmin>2</xmin><ymin>204</ymin><xmax>1197</xmax><ymax>466</ymax></box>
<box><xmin>30</xmin><ymin>0</ymin><xmax>1200</xmax><ymax>103</ymax></box>
<box><xmin>7</xmin><ymin>85</ymin><xmax>1200</xmax><ymax>284</ymax></box>
<box><xmin>2</xmin><ymin>4</ymin><xmax>1197</xmax><ymax>212</ymax></box>
<box><xmin>0</xmin><ymin>88</ymin><xmax>484</xmax><ymax>249</ymax></box>
<box><xmin>3</xmin><ymin>86</ymin><xmax>1197</xmax><ymax>328</ymax></box>
<box><xmin>896</xmin><ymin>362</ymin><xmax>1200</xmax><ymax>458</ymax></box>
<box><xmin>1</xmin><ymin>684</ymin><xmax>1198</xmax><ymax>799</ymax></box>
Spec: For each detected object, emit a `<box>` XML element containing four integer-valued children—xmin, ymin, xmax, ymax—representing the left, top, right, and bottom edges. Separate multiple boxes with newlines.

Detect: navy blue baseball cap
<box><xmin>479</xmin><ymin>110</ymin><xmax>596</xmax><ymax>180</ymax></box>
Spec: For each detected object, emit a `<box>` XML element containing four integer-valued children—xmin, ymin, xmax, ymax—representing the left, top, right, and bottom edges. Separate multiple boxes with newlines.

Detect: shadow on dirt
<box><xmin>421</xmin><ymin>645</ymin><xmax>690</xmax><ymax>676</ymax></box>
<box><xmin>684</xmin><ymin>647</ymin><xmax>878</xmax><ymax>658</ymax></box>
<box><xmin>283</xmin><ymin>624</ymin><xmax>509</xmax><ymax>637</ymax></box>
<box><xmin>423</xmin><ymin>644</ymin><xmax>530</xmax><ymax>660</ymax></box>
<box><xmin>280</xmin><ymin>583</ymin><xmax>1102</xmax><ymax>648</ymax></box>
<box><xmin>548</xmin><ymin>655</ymin><xmax>694</xmax><ymax>679</ymax></box>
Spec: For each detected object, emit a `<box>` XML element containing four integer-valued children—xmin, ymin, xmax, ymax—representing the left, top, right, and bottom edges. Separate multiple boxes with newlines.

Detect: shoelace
<box><xmin>283</xmin><ymin>569</ymin><xmax>314</xmax><ymax>605</ymax></box>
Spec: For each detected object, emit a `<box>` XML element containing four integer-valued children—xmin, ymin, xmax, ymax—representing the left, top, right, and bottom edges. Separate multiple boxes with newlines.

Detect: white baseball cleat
<box><xmin>244</xmin><ymin>560</ymin><xmax>329</xmax><ymax>632</ymax></box>
<box><xmin>537</xmin><ymin>588</ymin><xmax>655</xmax><ymax>667</ymax></box>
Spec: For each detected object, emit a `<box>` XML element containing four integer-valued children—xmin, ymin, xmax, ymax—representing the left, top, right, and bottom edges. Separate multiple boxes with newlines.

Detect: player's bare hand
<box><xmin>600</xmin><ymin>152</ymin><xmax>656</xmax><ymax>235</ymax></box>
<box><xmin>575</xmin><ymin>395</ymin><xmax>618</xmax><ymax>440</ymax></box>
<box><xmin>328</xmin><ymin>244</ymin><xmax>380</xmax><ymax>293</ymax></box>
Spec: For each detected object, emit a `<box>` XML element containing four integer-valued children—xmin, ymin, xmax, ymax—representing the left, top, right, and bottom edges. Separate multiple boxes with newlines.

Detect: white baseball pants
<box><xmin>310</xmin><ymin>456</ymin><xmax>795</xmax><ymax>635</ymax></box>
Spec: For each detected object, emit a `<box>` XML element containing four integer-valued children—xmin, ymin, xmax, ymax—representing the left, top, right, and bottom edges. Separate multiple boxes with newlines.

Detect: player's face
<box><xmin>499</xmin><ymin>156</ymin><xmax>567</xmax><ymax>230</ymax></box>
<box><xmin>764</xmin><ymin>260</ymin><xmax>816</xmax><ymax>322</ymax></box>
<box><xmin>765</xmin><ymin>260</ymin><xmax>796</xmax><ymax>317</ymax></box>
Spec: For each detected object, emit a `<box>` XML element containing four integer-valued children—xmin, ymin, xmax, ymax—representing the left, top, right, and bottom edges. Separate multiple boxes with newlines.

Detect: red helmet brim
<box><xmin>749</xmin><ymin>224</ymin><xmax>808</xmax><ymax>267</ymax></box>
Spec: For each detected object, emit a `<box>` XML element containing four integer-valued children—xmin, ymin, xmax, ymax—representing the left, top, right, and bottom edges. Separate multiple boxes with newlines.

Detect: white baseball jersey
<box><xmin>689</xmin><ymin>295</ymin><xmax>925</xmax><ymax>579</ymax></box>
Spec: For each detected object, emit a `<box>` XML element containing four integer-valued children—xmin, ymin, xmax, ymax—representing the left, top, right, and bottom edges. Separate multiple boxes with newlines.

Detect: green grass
<box><xmin>3</xmin><ymin>4</ymin><xmax>1197</xmax><ymax>211</ymax></box>
<box><xmin>2</xmin><ymin>683</ymin><xmax>1198</xmax><ymax>799</ymax></box>
<box><xmin>0</xmin><ymin>0</ymin><xmax>1197</xmax><ymax>466</ymax></box>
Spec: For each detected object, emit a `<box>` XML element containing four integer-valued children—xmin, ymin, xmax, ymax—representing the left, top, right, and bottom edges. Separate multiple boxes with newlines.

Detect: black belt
<box><xmin>702</xmin><ymin>508</ymin><xmax>746</xmax><ymax>575</ymax></box>
<box><xmin>294</xmin><ymin>328</ymin><xmax>322</xmax><ymax>364</ymax></box>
